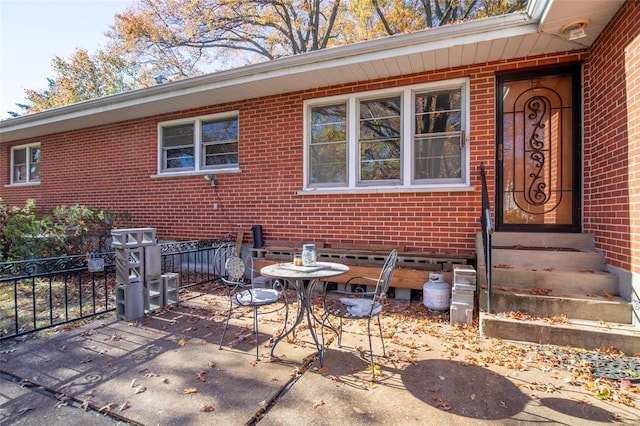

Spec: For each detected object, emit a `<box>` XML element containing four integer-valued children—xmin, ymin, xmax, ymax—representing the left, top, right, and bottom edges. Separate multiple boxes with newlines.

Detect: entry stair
<box><xmin>476</xmin><ymin>232</ymin><xmax>639</xmax><ymax>355</ymax></box>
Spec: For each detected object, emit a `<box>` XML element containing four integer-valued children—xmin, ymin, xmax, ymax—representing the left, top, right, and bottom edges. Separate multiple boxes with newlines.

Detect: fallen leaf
<box><xmin>352</xmin><ymin>406</ymin><xmax>366</xmax><ymax>415</ymax></box>
<box><xmin>99</xmin><ymin>403</ymin><xmax>114</xmax><ymax>414</ymax></box>
<box><xmin>178</xmin><ymin>338</ymin><xmax>187</xmax><ymax>347</ymax></box>
<box><xmin>119</xmin><ymin>400</ymin><xmax>130</xmax><ymax>412</ymax></box>
<box><xmin>200</xmin><ymin>404</ymin><xmax>214</xmax><ymax>412</ymax></box>
<box><xmin>313</xmin><ymin>400</ymin><xmax>325</xmax><ymax>408</ymax></box>
<box><xmin>184</xmin><ymin>388</ymin><xmax>198</xmax><ymax>394</ymax></box>
<box><xmin>134</xmin><ymin>386</ymin><xmax>146</xmax><ymax>394</ymax></box>
<box><xmin>196</xmin><ymin>371</ymin><xmax>207</xmax><ymax>382</ymax></box>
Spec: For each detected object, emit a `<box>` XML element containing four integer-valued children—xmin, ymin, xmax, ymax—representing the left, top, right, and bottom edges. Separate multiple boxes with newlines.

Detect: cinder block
<box><xmin>393</xmin><ymin>287</ymin><xmax>411</xmax><ymax>301</ymax></box>
<box><xmin>115</xmin><ymin>248</ymin><xmax>144</xmax><ymax>283</ymax></box>
<box><xmin>450</xmin><ymin>301</ymin><xmax>473</xmax><ymax>326</ymax></box>
<box><xmin>116</xmin><ymin>281</ymin><xmax>144</xmax><ymax>321</ymax></box>
<box><xmin>451</xmin><ymin>287</ymin><xmax>474</xmax><ymax>305</ymax></box>
<box><xmin>144</xmin><ymin>245</ymin><xmax>162</xmax><ymax>280</ymax></box>
<box><xmin>144</xmin><ymin>278</ymin><xmax>163</xmax><ymax>311</ymax></box>
<box><xmin>162</xmin><ymin>273</ymin><xmax>180</xmax><ymax>306</ymax></box>
<box><xmin>111</xmin><ymin>228</ymin><xmax>156</xmax><ymax>248</ymax></box>
<box><xmin>453</xmin><ymin>264</ymin><xmax>477</xmax><ymax>286</ymax></box>
<box><xmin>252</xmin><ymin>275</ymin><xmax>272</xmax><ymax>288</ymax></box>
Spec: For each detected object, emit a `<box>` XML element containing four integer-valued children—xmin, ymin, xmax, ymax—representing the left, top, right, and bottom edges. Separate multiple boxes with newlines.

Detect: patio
<box><xmin>2</xmin><ymin>282</ymin><xmax>639</xmax><ymax>425</ymax></box>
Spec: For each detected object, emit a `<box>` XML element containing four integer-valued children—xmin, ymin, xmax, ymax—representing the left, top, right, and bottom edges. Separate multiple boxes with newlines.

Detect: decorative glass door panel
<box><xmin>497</xmin><ymin>66</ymin><xmax>581</xmax><ymax>232</ymax></box>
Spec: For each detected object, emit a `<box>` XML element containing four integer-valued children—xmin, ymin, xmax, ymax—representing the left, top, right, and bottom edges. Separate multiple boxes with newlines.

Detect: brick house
<box><xmin>1</xmin><ymin>0</ymin><xmax>638</xmax><ymax>337</ymax></box>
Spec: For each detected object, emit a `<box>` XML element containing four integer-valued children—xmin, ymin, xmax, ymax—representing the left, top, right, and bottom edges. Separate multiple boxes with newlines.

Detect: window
<box><xmin>305</xmin><ymin>79</ymin><xmax>469</xmax><ymax>191</ymax></box>
<box><xmin>414</xmin><ymin>89</ymin><xmax>463</xmax><ymax>182</ymax></box>
<box><xmin>159</xmin><ymin>112</ymin><xmax>239</xmax><ymax>174</ymax></box>
<box><xmin>11</xmin><ymin>143</ymin><xmax>40</xmax><ymax>184</ymax></box>
<box><xmin>359</xmin><ymin>96</ymin><xmax>401</xmax><ymax>183</ymax></box>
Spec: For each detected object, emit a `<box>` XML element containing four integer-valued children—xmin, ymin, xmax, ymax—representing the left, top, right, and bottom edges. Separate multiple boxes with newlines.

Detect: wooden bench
<box><xmin>250</xmin><ymin>241</ymin><xmax>475</xmax><ymax>299</ymax></box>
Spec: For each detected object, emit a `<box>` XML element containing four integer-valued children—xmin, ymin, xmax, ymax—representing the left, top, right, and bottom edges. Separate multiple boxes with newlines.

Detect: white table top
<box><xmin>260</xmin><ymin>261</ymin><xmax>349</xmax><ymax>280</ymax></box>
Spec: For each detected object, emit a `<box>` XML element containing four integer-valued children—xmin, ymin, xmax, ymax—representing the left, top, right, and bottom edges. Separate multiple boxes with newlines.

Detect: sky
<box><xmin>0</xmin><ymin>0</ymin><xmax>134</xmax><ymax>120</ymax></box>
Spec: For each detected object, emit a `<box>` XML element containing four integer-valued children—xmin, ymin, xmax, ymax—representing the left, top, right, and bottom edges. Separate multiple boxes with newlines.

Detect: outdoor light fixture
<box><xmin>561</xmin><ymin>19</ymin><xmax>589</xmax><ymax>41</ymax></box>
<box><xmin>203</xmin><ymin>175</ymin><xmax>216</xmax><ymax>187</ymax></box>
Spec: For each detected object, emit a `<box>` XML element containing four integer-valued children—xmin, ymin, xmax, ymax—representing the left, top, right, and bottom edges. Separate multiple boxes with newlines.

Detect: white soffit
<box><xmin>0</xmin><ymin>0</ymin><xmax>626</xmax><ymax>143</ymax></box>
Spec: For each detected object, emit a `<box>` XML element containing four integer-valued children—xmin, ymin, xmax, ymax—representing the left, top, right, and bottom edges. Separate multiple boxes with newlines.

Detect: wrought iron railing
<box><xmin>0</xmin><ymin>240</ymin><xmax>228</xmax><ymax>341</ymax></box>
<box><xmin>479</xmin><ymin>163</ymin><xmax>494</xmax><ymax>312</ymax></box>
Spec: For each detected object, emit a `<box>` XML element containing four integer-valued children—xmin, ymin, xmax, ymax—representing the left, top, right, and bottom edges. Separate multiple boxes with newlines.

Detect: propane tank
<box><xmin>423</xmin><ymin>272</ymin><xmax>451</xmax><ymax>312</ymax></box>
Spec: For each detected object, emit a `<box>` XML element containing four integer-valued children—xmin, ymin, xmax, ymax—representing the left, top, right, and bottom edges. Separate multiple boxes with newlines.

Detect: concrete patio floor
<box><xmin>1</xmin><ymin>285</ymin><xmax>639</xmax><ymax>425</ymax></box>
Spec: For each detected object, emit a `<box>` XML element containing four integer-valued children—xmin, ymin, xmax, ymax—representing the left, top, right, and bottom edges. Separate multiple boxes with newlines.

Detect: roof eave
<box><xmin>0</xmin><ymin>9</ymin><xmax>545</xmax><ymax>143</ymax></box>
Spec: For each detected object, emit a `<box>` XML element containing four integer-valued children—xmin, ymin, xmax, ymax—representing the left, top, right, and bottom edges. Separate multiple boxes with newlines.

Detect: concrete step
<box><xmin>479</xmin><ymin>312</ymin><xmax>640</xmax><ymax>356</ymax></box>
<box><xmin>479</xmin><ymin>289</ymin><xmax>632</xmax><ymax>323</ymax></box>
<box><xmin>482</xmin><ymin>267</ymin><xmax>619</xmax><ymax>295</ymax></box>
<box><xmin>491</xmin><ymin>247</ymin><xmax>606</xmax><ymax>270</ymax></box>
<box><xmin>490</xmin><ymin>232</ymin><xmax>596</xmax><ymax>251</ymax></box>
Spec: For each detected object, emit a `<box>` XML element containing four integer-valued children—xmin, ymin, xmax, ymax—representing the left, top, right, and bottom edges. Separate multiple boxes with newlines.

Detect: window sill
<box><xmin>150</xmin><ymin>168</ymin><xmax>242</xmax><ymax>179</ymax></box>
<box><xmin>297</xmin><ymin>184</ymin><xmax>474</xmax><ymax>195</ymax></box>
<box><xmin>5</xmin><ymin>182</ymin><xmax>41</xmax><ymax>188</ymax></box>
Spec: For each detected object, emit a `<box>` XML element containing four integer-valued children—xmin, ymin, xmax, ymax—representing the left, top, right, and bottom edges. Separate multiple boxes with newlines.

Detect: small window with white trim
<box><xmin>11</xmin><ymin>143</ymin><xmax>41</xmax><ymax>184</ymax></box>
<box><xmin>159</xmin><ymin>112</ymin><xmax>239</xmax><ymax>174</ymax></box>
<box><xmin>304</xmin><ymin>79</ymin><xmax>469</xmax><ymax>191</ymax></box>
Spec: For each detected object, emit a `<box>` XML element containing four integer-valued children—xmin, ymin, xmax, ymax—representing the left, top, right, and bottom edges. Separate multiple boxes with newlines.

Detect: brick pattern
<box><xmin>583</xmin><ymin>0</ymin><xmax>640</xmax><ymax>272</ymax></box>
<box><xmin>1</xmin><ymin>13</ymin><xmax>634</xmax><ymax>265</ymax></box>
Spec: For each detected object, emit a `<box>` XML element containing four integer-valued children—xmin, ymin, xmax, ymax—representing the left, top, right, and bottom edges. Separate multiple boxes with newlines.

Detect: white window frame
<box><xmin>303</xmin><ymin>79</ymin><xmax>471</xmax><ymax>193</ymax></box>
<box><xmin>156</xmin><ymin>111</ymin><xmax>240</xmax><ymax>176</ymax></box>
<box><xmin>10</xmin><ymin>143</ymin><xmax>41</xmax><ymax>185</ymax></box>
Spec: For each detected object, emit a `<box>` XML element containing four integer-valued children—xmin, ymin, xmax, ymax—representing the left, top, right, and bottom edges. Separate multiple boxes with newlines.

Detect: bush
<box><xmin>0</xmin><ymin>198</ymin><xmax>130</xmax><ymax>261</ymax></box>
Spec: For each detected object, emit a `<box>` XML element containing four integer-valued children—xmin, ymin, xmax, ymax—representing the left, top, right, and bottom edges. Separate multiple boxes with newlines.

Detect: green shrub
<box><xmin>0</xmin><ymin>198</ymin><xmax>130</xmax><ymax>261</ymax></box>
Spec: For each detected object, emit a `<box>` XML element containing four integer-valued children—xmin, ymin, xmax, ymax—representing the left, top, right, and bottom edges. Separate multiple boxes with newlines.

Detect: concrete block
<box><xmin>116</xmin><ymin>281</ymin><xmax>144</xmax><ymax>321</ymax></box>
<box><xmin>145</xmin><ymin>278</ymin><xmax>163</xmax><ymax>311</ymax></box>
<box><xmin>450</xmin><ymin>301</ymin><xmax>473</xmax><ymax>326</ymax></box>
<box><xmin>252</xmin><ymin>275</ymin><xmax>272</xmax><ymax>288</ymax></box>
<box><xmin>111</xmin><ymin>228</ymin><xmax>156</xmax><ymax>248</ymax></box>
<box><xmin>144</xmin><ymin>245</ymin><xmax>162</xmax><ymax>280</ymax></box>
<box><xmin>453</xmin><ymin>264</ymin><xmax>477</xmax><ymax>286</ymax></box>
<box><xmin>115</xmin><ymin>248</ymin><xmax>143</xmax><ymax>283</ymax></box>
<box><xmin>393</xmin><ymin>287</ymin><xmax>411</xmax><ymax>301</ymax></box>
<box><xmin>162</xmin><ymin>273</ymin><xmax>180</xmax><ymax>306</ymax></box>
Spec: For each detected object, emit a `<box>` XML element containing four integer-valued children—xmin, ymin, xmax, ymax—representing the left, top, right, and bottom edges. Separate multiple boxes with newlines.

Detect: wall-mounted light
<box><xmin>561</xmin><ymin>19</ymin><xmax>589</xmax><ymax>41</ymax></box>
<box><xmin>203</xmin><ymin>175</ymin><xmax>216</xmax><ymax>187</ymax></box>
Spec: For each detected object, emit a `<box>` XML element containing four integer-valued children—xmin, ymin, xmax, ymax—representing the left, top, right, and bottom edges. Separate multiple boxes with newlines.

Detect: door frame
<box><xmin>495</xmin><ymin>64</ymin><xmax>583</xmax><ymax>233</ymax></box>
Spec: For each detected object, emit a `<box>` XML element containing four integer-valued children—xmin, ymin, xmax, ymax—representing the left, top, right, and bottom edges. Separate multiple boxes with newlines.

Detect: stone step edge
<box><xmin>479</xmin><ymin>313</ymin><xmax>640</xmax><ymax>355</ymax></box>
<box><xmin>478</xmin><ymin>287</ymin><xmax>626</xmax><ymax>303</ymax></box>
<box><xmin>480</xmin><ymin>312</ymin><xmax>640</xmax><ymax>337</ymax></box>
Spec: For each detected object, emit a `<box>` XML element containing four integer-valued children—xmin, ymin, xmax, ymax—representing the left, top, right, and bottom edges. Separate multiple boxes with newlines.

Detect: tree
<box><xmin>109</xmin><ymin>0</ymin><xmax>354</xmax><ymax>80</ymax></box>
<box><xmin>109</xmin><ymin>0</ymin><xmax>526</xmax><ymax>81</ymax></box>
<box><xmin>369</xmin><ymin>0</ymin><xmax>528</xmax><ymax>36</ymax></box>
<box><xmin>9</xmin><ymin>0</ymin><xmax>526</xmax><ymax>116</ymax></box>
<box><xmin>8</xmin><ymin>47</ymin><xmax>149</xmax><ymax>116</ymax></box>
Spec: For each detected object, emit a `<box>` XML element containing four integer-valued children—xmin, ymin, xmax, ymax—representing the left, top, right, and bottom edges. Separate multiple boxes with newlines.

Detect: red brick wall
<box><xmin>583</xmin><ymin>0</ymin><xmax>639</xmax><ymax>272</ymax></box>
<box><xmin>1</xmin><ymin>52</ymin><xmax>584</xmax><ymax>255</ymax></box>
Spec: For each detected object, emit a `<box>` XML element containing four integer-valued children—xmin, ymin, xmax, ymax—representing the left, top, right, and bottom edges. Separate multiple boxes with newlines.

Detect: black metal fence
<box><xmin>0</xmin><ymin>240</ymin><xmax>230</xmax><ymax>341</ymax></box>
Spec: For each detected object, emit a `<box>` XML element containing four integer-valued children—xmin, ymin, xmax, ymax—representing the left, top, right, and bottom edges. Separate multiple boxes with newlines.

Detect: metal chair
<box><xmin>218</xmin><ymin>251</ymin><xmax>288</xmax><ymax>360</ymax></box>
<box><xmin>319</xmin><ymin>249</ymin><xmax>398</xmax><ymax>376</ymax></box>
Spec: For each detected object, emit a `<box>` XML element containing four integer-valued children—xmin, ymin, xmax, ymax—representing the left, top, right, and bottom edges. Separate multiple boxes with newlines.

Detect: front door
<box><xmin>496</xmin><ymin>65</ymin><xmax>582</xmax><ymax>232</ymax></box>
